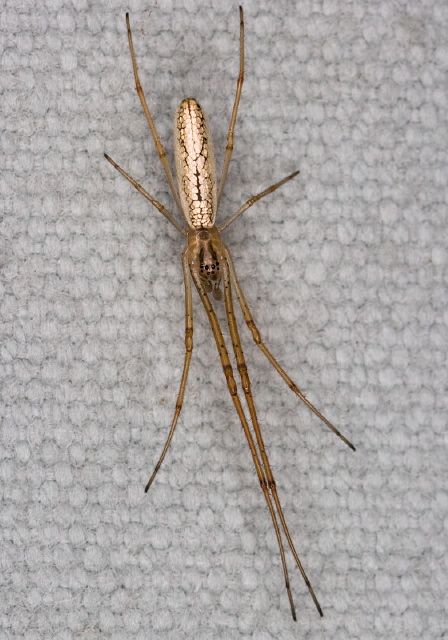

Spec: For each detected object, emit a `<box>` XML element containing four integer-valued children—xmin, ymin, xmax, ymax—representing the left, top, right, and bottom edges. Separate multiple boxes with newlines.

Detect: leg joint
<box><xmin>223</xmin><ymin>365</ymin><xmax>238</xmax><ymax>395</ymax></box>
<box><xmin>246</xmin><ymin>320</ymin><xmax>261</xmax><ymax>343</ymax></box>
<box><xmin>185</xmin><ymin>327</ymin><xmax>193</xmax><ymax>351</ymax></box>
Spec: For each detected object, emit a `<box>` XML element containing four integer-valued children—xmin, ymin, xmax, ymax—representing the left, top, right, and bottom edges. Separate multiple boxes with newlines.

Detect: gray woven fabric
<box><xmin>1</xmin><ymin>1</ymin><xmax>446</xmax><ymax>638</ymax></box>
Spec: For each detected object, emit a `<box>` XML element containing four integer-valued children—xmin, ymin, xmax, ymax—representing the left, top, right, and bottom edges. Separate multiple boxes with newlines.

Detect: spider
<box><xmin>105</xmin><ymin>6</ymin><xmax>355</xmax><ymax>621</ymax></box>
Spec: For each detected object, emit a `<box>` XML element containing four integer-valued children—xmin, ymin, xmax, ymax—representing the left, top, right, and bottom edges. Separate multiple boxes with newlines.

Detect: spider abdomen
<box><xmin>174</xmin><ymin>98</ymin><xmax>217</xmax><ymax>229</ymax></box>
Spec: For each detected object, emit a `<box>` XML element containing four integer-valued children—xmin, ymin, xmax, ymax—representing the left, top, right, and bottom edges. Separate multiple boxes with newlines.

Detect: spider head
<box><xmin>196</xmin><ymin>229</ymin><xmax>223</xmax><ymax>300</ymax></box>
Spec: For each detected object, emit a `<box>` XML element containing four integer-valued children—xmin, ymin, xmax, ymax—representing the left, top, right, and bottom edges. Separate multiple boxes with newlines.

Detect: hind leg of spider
<box><xmin>189</xmin><ymin>265</ymin><xmax>298</xmax><ymax>621</ymax></box>
<box><xmin>221</xmin><ymin>257</ymin><xmax>323</xmax><ymax>616</ymax></box>
<box><xmin>223</xmin><ymin>245</ymin><xmax>355</xmax><ymax>451</ymax></box>
<box><xmin>125</xmin><ymin>13</ymin><xmax>184</xmax><ymax>216</ymax></box>
<box><xmin>144</xmin><ymin>248</ymin><xmax>193</xmax><ymax>492</ymax></box>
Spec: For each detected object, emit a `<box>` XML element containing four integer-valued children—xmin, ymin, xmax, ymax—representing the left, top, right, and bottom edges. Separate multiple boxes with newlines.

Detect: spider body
<box><xmin>105</xmin><ymin>7</ymin><xmax>354</xmax><ymax>621</ymax></box>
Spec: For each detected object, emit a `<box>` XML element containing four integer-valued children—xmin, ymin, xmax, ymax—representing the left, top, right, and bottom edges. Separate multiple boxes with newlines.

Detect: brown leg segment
<box><xmin>190</xmin><ymin>264</ymin><xmax>298</xmax><ymax>621</ymax></box>
<box><xmin>218</xmin><ymin>171</ymin><xmax>299</xmax><ymax>232</ymax></box>
<box><xmin>223</xmin><ymin>246</ymin><xmax>355</xmax><ymax>452</ymax></box>
<box><xmin>221</xmin><ymin>258</ymin><xmax>323</xmax><ymax>617</ymax></box>
<box><xmin>126</xmin><ymin>13</ymin><xmax>185</xmax><ymax>217</ymax></box>
<box><xmin>144</xmin><ymin>247</ymin><xmax>193</xmax><ymax>492</ymax></box>
<box><xmin>217</xmin><ymin>6</ymin><xmax>245</xmax><ymax>208</ymax></box>
<box><xmin>104</xmin><ymin>153</ymin><xmax>186</xmax><ymax>236</ymax></box>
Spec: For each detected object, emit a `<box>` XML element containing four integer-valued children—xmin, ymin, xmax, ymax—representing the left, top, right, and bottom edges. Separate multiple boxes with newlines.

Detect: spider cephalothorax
<box><xmin>193</xmin><ymin>229</ymin><xmax>223</xmax><ymax>299</ymax></box>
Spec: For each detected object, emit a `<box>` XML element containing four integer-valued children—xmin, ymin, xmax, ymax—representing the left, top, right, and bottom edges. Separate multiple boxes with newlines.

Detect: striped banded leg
<box><xmin>221</xmin><ymin>258</ymin><xmax>323</xmax><ymax>616</ymax></box>
<box><xmin>223</xmin><ymin>245</ymin><xmax>355</xmax><ymax>452</ymax></box>
<box><xmin>190</xmin><ymin>264</ymin><xmax>298</xmax><ymax>621</ymax></box>
<box><xmin>144</xmin><ymin>248</ymin><xmax>194</xmax><ymax>492</ymax></box>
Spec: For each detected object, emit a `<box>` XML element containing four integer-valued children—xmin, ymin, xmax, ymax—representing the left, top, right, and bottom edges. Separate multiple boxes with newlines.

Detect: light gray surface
<box><xmin>1</xmin><ymin>0</ymin><xmax>447</xmax><ymax>638</ymax></box>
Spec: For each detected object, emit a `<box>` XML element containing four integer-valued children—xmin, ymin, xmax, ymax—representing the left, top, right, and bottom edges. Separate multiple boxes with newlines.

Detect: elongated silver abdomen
<box><xmin>174</xmin><ymin>98</ymin><xmax>217</xmax><ymax>229</ymax></box>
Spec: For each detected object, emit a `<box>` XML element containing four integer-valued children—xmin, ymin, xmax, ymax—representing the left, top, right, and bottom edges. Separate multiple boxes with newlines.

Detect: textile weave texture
<box><xmin>1</xmin><ymin>1</ymin><xmax>447</xmax><ymax>638</ymax></box>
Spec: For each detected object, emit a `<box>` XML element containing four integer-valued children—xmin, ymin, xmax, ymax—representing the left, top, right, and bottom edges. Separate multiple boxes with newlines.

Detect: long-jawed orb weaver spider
<box><xmin>105</xmin><ymin>6</ymin><xmax>355</xmax><ymax>621</ymax></box>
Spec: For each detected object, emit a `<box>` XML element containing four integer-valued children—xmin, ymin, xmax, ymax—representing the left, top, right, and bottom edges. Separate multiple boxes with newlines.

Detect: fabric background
<box><xmin>1</xmin><ymin>0</ymin><xmax>447</xmax><ymax>638</ymax></box>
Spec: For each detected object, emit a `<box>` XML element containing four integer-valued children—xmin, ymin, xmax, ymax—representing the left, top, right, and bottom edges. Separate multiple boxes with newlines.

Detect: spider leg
<box><xmin>126</xmin><ymin>13</ymin><xmax>184</xmax><ymax>217</ymax></box>
<box><xmin>144</xmin><ymin>247</ymin><xmax>193</xmax><ymax>492</ymax></box>
<box><xmin>223</xmin><ymin>245</ymin><xmax>356</xmax><ymax>451</ymax></box>
<box><xmin>190</xmin><ymin>263</ymin><xmax>298</xmax><ymax>621</ymax></box>
<box><xmin>104</xmin><ymin>154</ymin><xmax>186</xmax><ymax>236</ymax></box>
<box><xmin>222</xmin><ymin>256</ymin><xmax>323</xmax><ymax>617</ymax></box>
<box><xmin>218</xmin><ymin>170</ymin><xmax>299</xmax><ymax>232</ymax></box>
<box><xmin>217</xmin><ymin>6</ymin><xmax>245</xmax><ymax>208</ymax></box>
